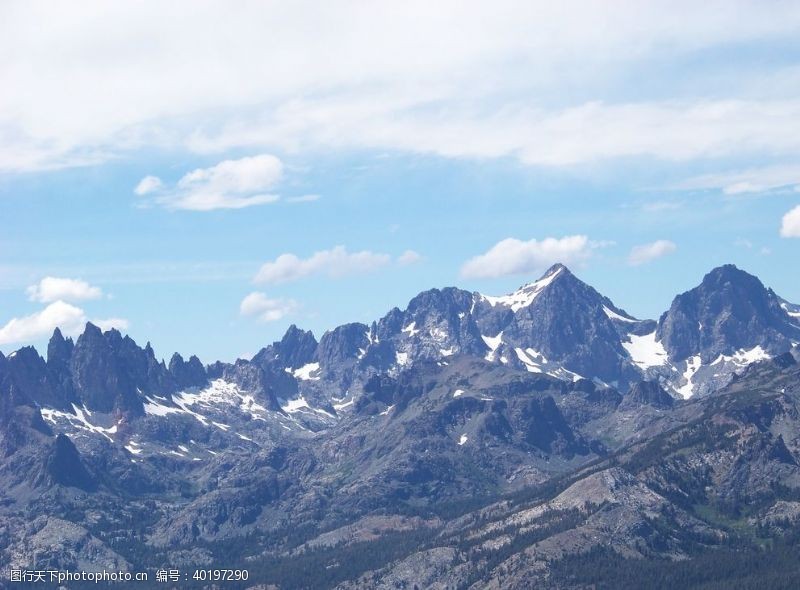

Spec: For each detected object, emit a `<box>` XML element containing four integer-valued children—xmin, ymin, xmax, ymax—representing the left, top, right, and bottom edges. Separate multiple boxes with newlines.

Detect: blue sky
<box><xmin>1</xmin><ymin>1</ymin><xmax>800</xmax><ymax>362</ymax></box>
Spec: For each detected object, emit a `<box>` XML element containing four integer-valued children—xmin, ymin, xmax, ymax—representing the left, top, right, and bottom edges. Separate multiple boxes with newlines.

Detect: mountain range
<box><xmin>2</xmin><ymin>263</ymin><xmax>800</xmax><ymax>589</ymax></box>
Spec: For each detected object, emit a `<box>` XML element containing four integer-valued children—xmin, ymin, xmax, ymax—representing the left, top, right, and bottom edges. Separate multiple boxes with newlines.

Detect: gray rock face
<box><xmin>2</xmin><ymin>324</ymin><xmax>212</xmax><ymax>418</ymax></box>
<box><xmin>221</xmin><ymin>360</ymin><xmax>285</xmax><ymax>411</ymax></box>
<box><xmin>34</xmin><ymin>433</ymin><xmax>96</xmax><ymax>491</ymax></box>
<box><xmin>69</xmin><ymin>324</ymin><xmax>163</xmax><ymax>414</ymax></box>
<box><xmin>6</xmin><ymin>516</ymin><xmax>130</xmax><ymax>573</ymax></box>
<box><xmin>396</xmin><ymin>287</ymin><xmax>487</xmax><ymax>360</ymax></box>
<box><xmin>340</xmin><ymin>547</ymin><xmax>466</xmax><ymax>590</ymax></box>
<box><xmin>5</xmin><ymin>346</ymin><xmax>66</xmax><ymax>409</ymax></box>
<box><xmin>0</xmin><ymin>394</ymin><xmax>51</xmax><ymax>457</ymax></box>
<box><xmin>657</xmin><ymin>264</ymin><xmax>800</xmax><ymax>362</ymax></box>
<box><xmin>168</xmin><ymin>353</ymin><xmax>208</xmax><ymax>389</ymax></box>
<box><xmin>620</xmin><ymin>380</ymin><xmax>674</xmax><ymax>410</ymax></box>
<box><xmin>46</xmin><ymin>328</ymin><xmax>77</xmax><ymax>408</ymax></box>
<box><xmin>317</xmin><ymin>322</ymin><xmax>370</xmax><ymax>369</ymax></box>
<box><xmin>252</xmin><ymin>324</ymin><xmax>318</xmax><ymax>370</ymax></box>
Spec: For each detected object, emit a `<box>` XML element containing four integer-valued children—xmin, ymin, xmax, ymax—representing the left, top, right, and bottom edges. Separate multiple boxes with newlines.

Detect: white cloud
<box><xmin>724</xmin><ymin>182</ymin><xmax>763</xmax><ymax>195</ymax></box>
<box><xmin>0</xmin><ymin>301</ymin><xmax>85</xmax><ymax>345</ymax></box>
<box><xmin>178</xmin><ymin>154</ymin><xmax>282</xmax><ymax>193</ymax></box>
<box><xmin>4</xmin><ymin>3</ymin><xmax>800</xmax><ymax>172</ymax></box>
<box><xmin>460</xmin><ymin>235</ymin><xmax>594</xmax><ymax>279</ymax></box>
<box><xmin>780</xmin><ymin>205</ymin><xmax>800</xmax><ymax>237</ymax></box>
<box><xmin>679</xmin><ymin>164</ymin><xmax>800</xmax><ymax>195</ymax></box>
<box><xmin>26</xmin><ymin>277</ymin><xmax>103</xmax><ymax>303</ymax></box>
<box><xmin>254</xmin><ymin>246</ymin><xmax>392</xmax><ymax>284</ymax></box>
<box><xmin>627</xmin><ymin>240</ymin><xmax>677</xmax><ymax>265</ymax></box>
<box><xmin>183</xmin><ymin>98</ymin><xmax>800</xmax><ymax>170</ymax></box>
<box><xmin>134</xmin><ymin>175</ymin><xmax>162</xmax><ymax>195</ymax></box>
<box><xmin>0</xmin><ymin>301</ymin><xmax>128</xmax><ymax>346</ymax></box>
<box><xmin>397</xmin><ymin>250</ymin><xmax>422</xmax><ymax>266</ymax></box>
<box><xmin>239</xmin><ymin>292</ymin><xmax>298</xmax><ymax>322</ymax></box>
<box><xmin>139</xmin><ymin>154</ymin><xmax>284</xmax><ymax>211</ymax></box>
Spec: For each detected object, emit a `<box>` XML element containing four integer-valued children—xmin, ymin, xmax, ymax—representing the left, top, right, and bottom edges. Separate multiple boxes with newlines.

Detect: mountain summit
<box><xmin>473</xmin><ymin>263</ymin><xmax>651</xmax><ymax>386</ymax></box>
<box><xmin>657</xmin><ymin>264</ymin><xmax>800</xmax><ymax>363</ymax></box>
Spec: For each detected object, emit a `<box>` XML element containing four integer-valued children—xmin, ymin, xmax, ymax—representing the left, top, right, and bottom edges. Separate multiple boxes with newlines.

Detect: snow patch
<box><xmin>515</xmin><ymin>347</ymin><xmax>545</xmax><ymax>373</ymax></box>
<box><xmin>458</xmin><ymin>434</ymin><xmax>468</xmax><ymax>446</ymax></box>
<box><xmin>280</xmin><ymin>395</ymin><xmax>336</xmax><ymax>419</ymax></box>
<box><xmin>401</xmin><ymin>322</ymin><xmax>420</xmax><ymax>337</ymax></box>
<box><xmin>332</xmin><ymin>393</ymin><xmax>355</xmax><ymax>411</ymax></box>
<box><xmin>125</xmin><ymin>441</ymin><xmax>143</xmax><ymax>455</ymax></box>
<box><xmin>293</xmin><ymin>362</ymin><xmax>321</xmax><ymax>381</ymax></box>
<box><xmin>143</xmin><ymin>398</ymin><xmax>182</xmax><ymax>417</ymax></box>
<box><xmin>281</xmin><ymin>396</ymin><xmax>310</xmax><ymax>413</ymax></box>
<box><xmin>710</xmin><ymin>345</ymin><xmax>771</xmax><ymax>366</ymax></box>
<box><xmin>480</xmin><ymin>267</ymin><xmax>562</xmax><ymax>311</ymax></box>
<box><xmin>677</xmin><ymin>355</ymin><xmax>702</xmax><ymax>399</ymax></box>
<box><xmin>482</xmin><ymin>332</ymin><xmax>503</xmax><ymax>360</ymax></box>
<box><xmin>169</xmin><ymin>379</ymin><xmax>269</xmax><ymax>423</ymax></box>
<box><xmin>622</xmin><ymin>331</ymin><xmax>668</xmax><ymax>369</ymax></box>
<box><xmin>603</xmin><ymin>305</ymin><xmax>637</xmax><ymax>323</ymax></box>
<box><xmin>482</xmin><ymin>332</ymin><xmax>503</xmax><ymax>351</ymax></box>
<box><xmin>40</xmin><ymin>405</ymin><xmax>118</xmax><ymax>442</ymax></box>
<box><xmin>366</xmin><ymin>328</ymin><xmax>379</xmax><ymax>344</ymax></box>
<box><xmin>453</xmin><ymin>389</ymin><xmax>464</xmax><ymax>398</ymax></box>
<box><xmin>781</xmin><ymin>302</ymin><xmax>800</xmax><ymax>319</ymax></box>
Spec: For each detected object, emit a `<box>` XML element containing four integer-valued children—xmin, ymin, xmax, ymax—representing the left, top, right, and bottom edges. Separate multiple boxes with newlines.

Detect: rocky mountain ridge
<box><xmin>3</xmin><ymin>263</ymin><xmax>797</xmax><ymax>422</ymax></box>
<box><xmin>2</xmin><ymin>263</ymin><xmax>800</xmax><ymax>588</ymax></box>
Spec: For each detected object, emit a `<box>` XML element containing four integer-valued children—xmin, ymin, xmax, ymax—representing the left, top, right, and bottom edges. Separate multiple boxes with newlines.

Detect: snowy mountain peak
<box><xmin>480</xmin><ymin>263</ymin><xmax>568</xmax><ymax>312</ymax></box>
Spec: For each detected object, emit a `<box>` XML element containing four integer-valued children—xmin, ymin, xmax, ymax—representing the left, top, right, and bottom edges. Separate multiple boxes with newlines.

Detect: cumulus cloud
<box><xmin>134</xmin><ymin>175</ymin><xmax>163</xmax><ymax>195</ymax></box>
<box><xmin>0</xmin><ymin>301</ymin><xmax>85</xmax><ymax>345</ymax></box>
<box><xmin>254</xmin><ymin>246</ymin><xmax>392</xmax><ymax>284</ymax></box>
<box><xmin>239</xmin><ymin>292</ymin><xmax>298</xmax><ymax>322</ymax></box>
<box><xmin>627</xmin><ymin>240</ymin><xmax>677</xmax><ymax>265</ymax></box>
<box><xmin>0</xmin><ymin>301</ymin><xmax>128</xmax><ymax>346</ymax></box>
<box><xmin>780</xmin><ymin>205</ymin><xmax>800</xmax><ymax>237</ymax></box>
<box><xmin>460</xmin><ymin>235</ymin><xmax>594</xmax><ymax>279</ymax></box>
<box><xmin>26</xmin><ymin>277</ymin><xmax>103</xmax><ymax>303</ymax></box>
<box><xmin>137</xmin><ymin>154</ymin><xmax>284</xmax><ymax>211</ymax></box>
<box><xmin>397</xmin><ymin>250</ymin><xmax>422</xmax><ymax>266</ymax></box>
